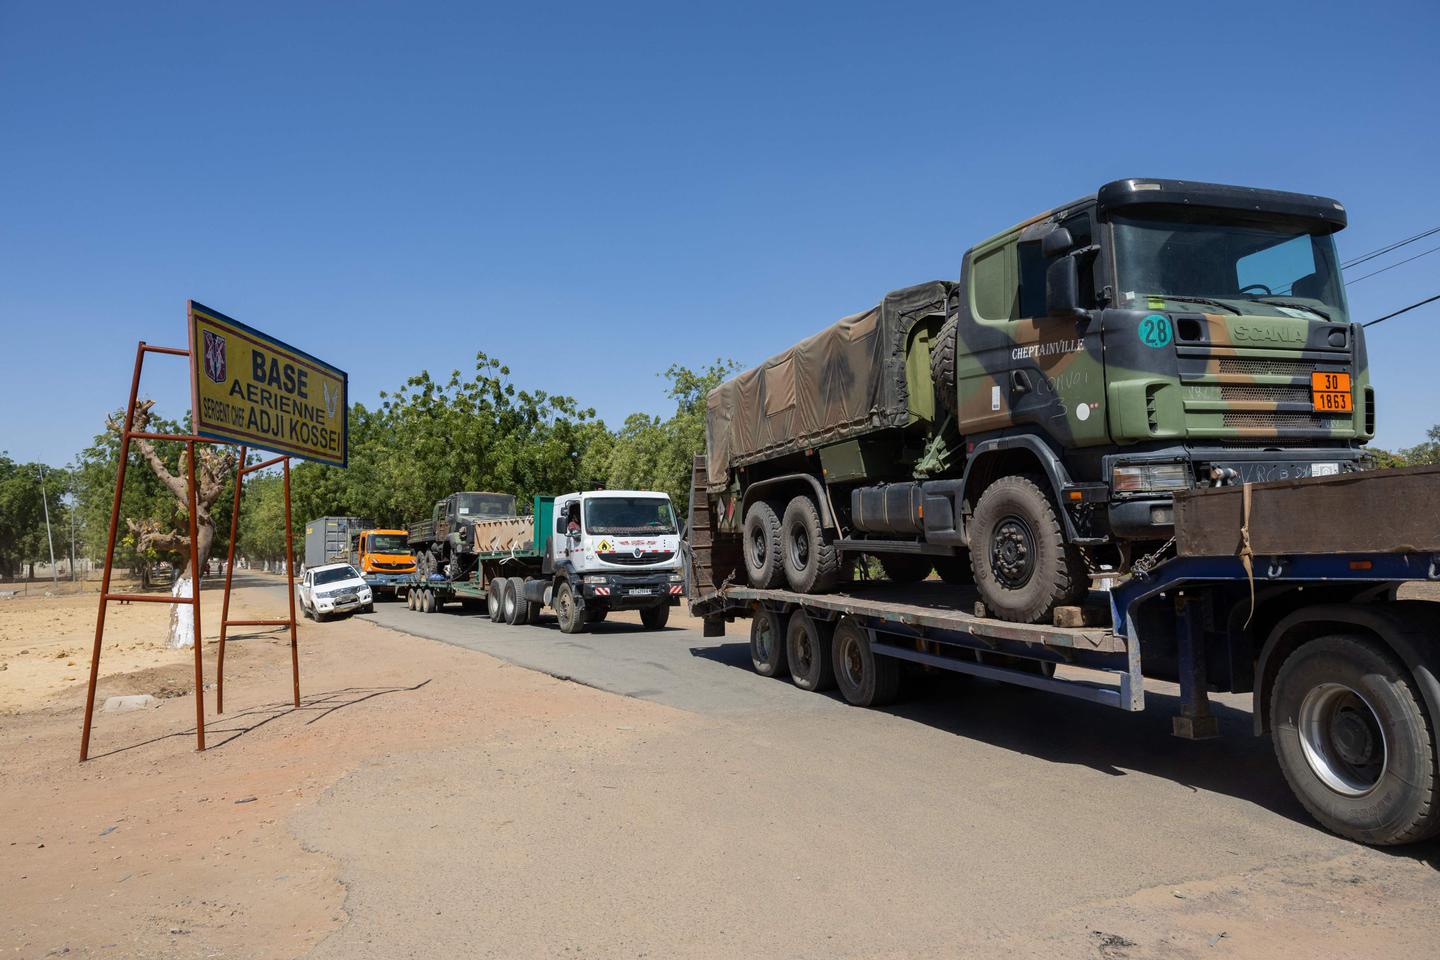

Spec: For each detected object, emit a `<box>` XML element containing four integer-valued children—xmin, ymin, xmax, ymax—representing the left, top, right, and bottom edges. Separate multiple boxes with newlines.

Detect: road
<box><xmin>227</xmin><ymin>578</ymin><xmax>1440</xmax><ymax>959</ymax></box>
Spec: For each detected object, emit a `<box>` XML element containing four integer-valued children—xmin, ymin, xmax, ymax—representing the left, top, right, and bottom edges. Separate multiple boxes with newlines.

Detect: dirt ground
<box><xmin>2</xmin><ymin>576</ymin><xmax>1438</xmax><ymax>959</ymax></box>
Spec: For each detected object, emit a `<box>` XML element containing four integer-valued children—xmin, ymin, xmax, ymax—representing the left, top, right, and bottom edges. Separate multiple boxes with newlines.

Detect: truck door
<box><xmin>553</xmin><ymin>498</ymin><xmax>581</xmax><ymax>569</ymax></box>
<box><xmin>953</xmin><ymin>211</ymin><xmax>1108</xmax><ymax>448</ymax></box>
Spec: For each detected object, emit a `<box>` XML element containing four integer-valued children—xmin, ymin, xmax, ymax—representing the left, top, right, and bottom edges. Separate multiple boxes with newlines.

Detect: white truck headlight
<box><xmin>1113</xmin><ymin>463</ymin><xmax>1190</xmax><ymax>493</ymax></box>
<box><xmin>583</xmin><ymin>575</ymin><xmax>607</xmax><ymax>585</ymax></box>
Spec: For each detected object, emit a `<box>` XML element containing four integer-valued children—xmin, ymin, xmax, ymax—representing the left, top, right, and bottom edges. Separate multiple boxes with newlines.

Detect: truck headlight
<box><xmin>1113</xmin><ymin>463</ymin><xmax>1190</xmax><ymax>493</ymax></box>
<box><xmin>668</xmin><ymin>574</ymin><xmax>683</xmax><ymax>583</ymax></box>
<box><xmin>583</xmin><ymin>575</ymin><xmax>607</xmax><ymax>585</ymax></box>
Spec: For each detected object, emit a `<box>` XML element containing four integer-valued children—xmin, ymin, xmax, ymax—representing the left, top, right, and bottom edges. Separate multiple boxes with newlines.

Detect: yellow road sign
<box><xmin>188</xmin><ymin>301</ymin><xmax>348</xmax><ymax>466</ymax></box>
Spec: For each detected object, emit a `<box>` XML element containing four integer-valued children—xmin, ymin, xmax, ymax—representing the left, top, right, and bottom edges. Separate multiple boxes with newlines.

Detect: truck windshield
<box><xmin>456</xmin><ymin>493</ymin><xmax>516</xmax><ymax>518</ymax></box>
<box><xmin>1112</xmin><ymin>214</ymin><xmax>1348</xmax><ymax>322</ymax></box>
<box><xmin>313</xmin><ymin>565</ymin><xmax>360</xmax><ymax>585</ymax></box>
<box><xmin>584</xmin><ymin>497</ymin><xmax>678</xmax><ymax>536</ymax></box>
<box><xmin>367</xmin><ymin>534</ymin><xmax>408</xmax><ymax>553</ymax></box>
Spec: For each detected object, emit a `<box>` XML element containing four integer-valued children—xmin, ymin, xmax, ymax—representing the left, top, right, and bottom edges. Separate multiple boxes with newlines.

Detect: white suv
<box><xmin>299</xmin><ymin>562</ymin><xmax>373</xmax><ymax>621</ymax></box>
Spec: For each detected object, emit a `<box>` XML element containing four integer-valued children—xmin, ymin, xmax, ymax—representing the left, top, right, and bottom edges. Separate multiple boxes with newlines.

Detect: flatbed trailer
<box><xmin>687</xmin><ymin>461</ymin><xmax>1440</xmax><ymax>846</ymax></box>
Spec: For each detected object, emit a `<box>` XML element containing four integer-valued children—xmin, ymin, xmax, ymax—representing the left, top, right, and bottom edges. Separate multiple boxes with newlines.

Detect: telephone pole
<box><xmin>37</xmin><ymin>465</ymin><xmax>58</xmax><ymax>587</ymax></box>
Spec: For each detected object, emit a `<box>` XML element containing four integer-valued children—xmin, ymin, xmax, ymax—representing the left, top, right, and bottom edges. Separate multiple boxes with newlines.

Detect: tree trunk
<box><xmin>166</xmin><ymin>519</ymin><xmax>215</xmax><ymax>649</ymax></box>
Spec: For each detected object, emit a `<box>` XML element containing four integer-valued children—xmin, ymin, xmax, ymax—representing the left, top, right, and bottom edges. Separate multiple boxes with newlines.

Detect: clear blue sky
<box><xmin>2</xmin><ymin>0</ymin><xmax>1436</xmax><ymax>468</ymax></box>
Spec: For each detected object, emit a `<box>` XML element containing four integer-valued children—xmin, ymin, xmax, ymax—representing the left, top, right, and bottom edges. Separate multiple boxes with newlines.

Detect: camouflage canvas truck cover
<box><xmin>702</xmin><ymin>178</ymin><xmax>1373</xmax><ymax>625</ymax></box>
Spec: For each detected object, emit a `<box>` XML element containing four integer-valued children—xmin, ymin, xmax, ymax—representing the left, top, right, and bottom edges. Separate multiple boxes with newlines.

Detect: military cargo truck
<box><xmin>703</xmin><ymin>178</ymin><xmax>1372</xmax><ymax>624</ymax></box>
<box><xmin>407</xmin><ymin>491</ymin><xmax>519</xmax><ymax>579</ymax></box>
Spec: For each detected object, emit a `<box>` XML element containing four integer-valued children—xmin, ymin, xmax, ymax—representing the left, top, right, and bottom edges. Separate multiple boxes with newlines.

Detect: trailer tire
<box><xmin>933</xmin><ymin>554</ymin><xmax>974</xmax><ymax>585</ymax></box>
<box><xmin>556</xmin><ymin>581</ymin><xmax>586</xmax><ymax>634</ymax></box>
<box><xmin>970</xmin><ymin>475</ymin><xmax>1086</xmax><ymax>624</ymax></box>
<box><xmin>749</xmin><ymin>608</ymin><xmax>789</xmax><ymax>678</ymax></box>
<box><xmin>418</xmin><ymin>589</ymin><xmax>432</xmax><ymax>614</ymax></box>
<box><xmin>488</xmin><ymin>578</ymin><xmax>507</xmax><ymax>622</ymax></box>
<box><xmin>879</xmin><ymin>554</ymin><xmax>933</xmax><ymax>583</ymax></box>
<box><xmin>832</xmin><ymin>616</ymin><xmax>900</xmax><ymax>707</ymax></box>
<box><xmin>640</xmin><ymin>604</ymin><xmax>670</xmax><ymax>630</ymax></box>
<box><xmin>786</xmin><ymin>609</ymin><xmax>835</xmax><ymax>692</ymax></box>
<box><xmin>502</xmin><ymin>578</ymin><xmax>526</xmax><ymax>625</ymax></box>
<box><xmin>781</xmin><ymin>495</ymin><xmax>840</xmax><ymax>594</ymax></box>
<box><xmin>1271</xmin><ymin>634</ymin><xmax>1440</xmax><ymax>845</ymax></box>
<box><xmin>743</xmin><ymin>500</ymin><xmax>786</xmax><ymax>589</ymax></box>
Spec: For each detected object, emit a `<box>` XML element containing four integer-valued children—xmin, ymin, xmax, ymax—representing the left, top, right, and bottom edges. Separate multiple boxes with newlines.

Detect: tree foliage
<box><xmin>0</xmin><ymin>453</ymin><xmax>70</xmax><ymax>578</ymax></box>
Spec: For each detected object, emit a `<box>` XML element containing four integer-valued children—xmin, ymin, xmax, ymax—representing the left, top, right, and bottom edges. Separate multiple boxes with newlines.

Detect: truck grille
<box><xmin>1218</xmin><ymin>384</ymin><xmax>1311</xmax><ymax>403</ymax></box>
<box><xmin>1216</xmin><ymin>357</ymin><xmax>1316</xmax><ymax>377</ymax></box>
<box><xmin>598</xmin><ymin>550</ymin><xmax>676</xmax><ymax>566</ymax></box>
<box><xmin>1222</xmin><ymin>412</ymin><xmax>1348</xmax><ymax>430</ymax></box>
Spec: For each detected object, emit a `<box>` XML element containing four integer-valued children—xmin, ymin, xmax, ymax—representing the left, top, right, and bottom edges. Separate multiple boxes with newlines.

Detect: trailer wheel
<box><xmin>832</xmin><ymin>616</ymin><xmax>900</xmax><ymax>707</ymax></box>
<box><xmin>405</xmin><ymin>589</ymin><xmax>415</xmax><ymax>611</ymax></box>
<box><xmin>743</xmin><ymin>501</ymin><xmax>786</xmax><ymax>589</ymax></box>
<box><xmin>503</xmin><ymin>579</ymin><xmax>526</xmax><ymax>625</ymax></box>
<box><xmin>488</xmin><ymin>578</ymin><xmax>507</xmax><ymax>622</ymax></box>
<box><xmin>749</xmin><ymin>608</ymin><xmax>789</xmax><ymax>678</ymax></box>
<box><xmin>415</xmin><ymin>589</ymin><xmax>430</xmax><ymax>614</ymax></box>
<box><xmin>781</xmin><ymin>495</ymin><xmax>840</xmax><ymax>594</ymax></box>
<box><xmin>640</xmin><ymin>604</ymin><xmax>670</xmax><ymax>630</ymax></box>
<box><xmin>1271</xmin><ymin>634</ymin><xmax>1440</xmax><ymax>845</ymax></box>
<box><xmin>786</xmin><ymin>609</ymin><xmax>835</xmax><ymax>692</ymax></box>
<box><xmin>933</xmin><ymin>554</ymin><xmax>974</xmax><ymax>585</ymax></box>
<box><xmin>970</xmin><ymin>475</ymin><xmax>1086</xmax><ymax>624</ymax></box>
<box><xmin>879</xmin><ymin>554</ymin><xmax>933</xmax><ymax>583</ymax></box>
<box><xmin>555</xmin><ymin>581</ymin><xmax>586</xmax><ymax>634</ymax></box>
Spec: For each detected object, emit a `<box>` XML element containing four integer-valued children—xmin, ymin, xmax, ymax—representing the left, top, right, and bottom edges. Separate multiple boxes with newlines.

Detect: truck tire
<box><xmin>420</xmin><ymin>589</ymin><xmax>434</xmax><ymax>614</ymax></box>
<box><xmin>641</xmin><ymin>604</ymin><xmax>670</xmax><ymax>630</ymax></box>
<box><xmin>749</xmin><ymin>608</ymin><xmax>789</xmax><ymax>678</ymax></box>
<box><xmin>930</xmin><ymin>313</ymin><xmax>958</xmax><ymax>419</ymax></box>
<box><xmin>743</xmin><ymin>500</ymin><xmax>785</xmax><ymax>589</ymax></box>
<box><xmin>406</xmin><ymin>590</ymin><xmax>416</xmax><ymax>610</ymax></box>
<box><xmin>781</xmin><ymin>495</ymin><xmax>840</xmax><ymax>594</ymax></box>
<box><xmin>832</xmin><ymin>616</ymin><xmax>900</xmax><ymax>707</ymax></box>
<box><xmin>786</xmin><ymin>609</ymin><xmax>835</xmax><ymax>692</ymax></box>
<box><xmin>933</xmin><ymin>554</ymin><xmax>974</xmax><ymax>585</ymax></box>
<box><xmin>1271</xmin><ymin>634</ymin><xmax>1440</xmax><ymax>845</ymax></box>
<box><xmin>879</xmin><ymin>554</ymin><xmax>933</xmax><ymax>583</ymax></box>
<box><xmin>970</xmin><ymin>475</ymin><xmax>1086</xmax><ymax>624</ymax></box>
<box><xmin>488</xmin><ymin>578</ymin><xmax>507</xmax><ymax>622</ymax></box>
<box><xmin>502</xmin><ymin>578</ymin><xmax>526</xmax><ymax>625</ymax></box>
<box><xmin>555</xmin><ymin>581</ymin><xmax>587</xmax><ymax>634</ymax></box>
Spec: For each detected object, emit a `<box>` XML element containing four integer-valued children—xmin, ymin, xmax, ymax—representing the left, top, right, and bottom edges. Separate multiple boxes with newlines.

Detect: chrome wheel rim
<box><xmin>1298</xmin><ymin>681</ymin><xmax>1387</xmax><ymax>797</ymax></box>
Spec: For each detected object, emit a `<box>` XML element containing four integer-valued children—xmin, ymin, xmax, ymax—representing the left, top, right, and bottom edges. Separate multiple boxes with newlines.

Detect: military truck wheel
<box><xmin>970</xmin><ymin>475</ymin><xmax>1086</xmax><ymax>624</ymax></box>
<box><xmin>832</xmin><ymin>616</ymin><xmax>900</xmax><ymax>707</ymax></box>
<box><xmin>502</xmin><ymin>578</ymin><xmax>525</xmax><ymax>625</ymax></box>
<box><xmin>879</xmin><ymin>554</ymin><xmax>933</xmax><ymax>583</ymax></box>
<box><xmin>487</xmin><ymin>578</ymin><xmax>507</xmax><ymax>622</ymax></box>
<box><xmin>640</xmin><ymin>604</ymin><xmax>670</xmax><ymax>630</ymax></box>
<box><xmin>1271</xmin><ymin>634</ymin><xmax>1440</xmax><ymax>845</ymax></box>
<box><xmin>933</xmin><ymin>555</ymin><xmax>974</xmax><ymax>585</ymax></box>
<box><xmin>749</xmin><ymin>608</ymin><xmax>789</xmax><ymax>678</ymax></box>
<box><xmin>930</xmin><ymin>314</ymin><xmax>959</xmax><ymax>419</ymax></box>
<box><xmin>786</xmin><ymin>609</ymin><xmax>835</xmax><ymax>692</ymax></box>
<box><xmin>556</xmin><ymin>581</ymin><xmax>586</xmax><ymax>634</ymax></box>
<box><xmin>781</xmin><ymin>495</ymin><xmax>840</xmax><ymax>593</ymax></box>
<box><xmin>743</xmin><ymin>501</ymin><xmax>785</xmax><ymax>589</ymax></box>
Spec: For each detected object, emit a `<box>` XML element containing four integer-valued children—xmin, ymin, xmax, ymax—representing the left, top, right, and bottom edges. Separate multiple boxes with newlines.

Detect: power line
<box><xmin>1363</xmin><ymin>293</ymin><xmax>1440</xmax><ymax>328</ymax></box>
<box><xmin>1344</xmin><ymin>243</ymin><xmax>1440</xmax><ymax>285</ymax></box>
<box><xmin>1342</xmin><ymin>225</ymin><xmax>1440</xmax><ymax>269</ymax></box>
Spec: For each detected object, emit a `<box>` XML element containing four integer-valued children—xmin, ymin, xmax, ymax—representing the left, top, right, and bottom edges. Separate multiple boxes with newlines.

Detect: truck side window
<box><xmin>1061</xmin><ymin>212</ymin><xmax>1097</xmax><ymax>308</ymax></box>
<box><xmin>1017</xmin><ymin>241</ymin><xmax>1046</xmax><ymax>318</ymax></box>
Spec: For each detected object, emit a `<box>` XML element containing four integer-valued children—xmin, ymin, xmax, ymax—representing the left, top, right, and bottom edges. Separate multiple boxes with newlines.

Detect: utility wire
<box><xmin>1363</xmin><ymin>293</ymin><xmax>1440</xmax><ymax>328</ymax></box>
<box><xmin>1344</xmin><ymin>243</ymin><xmax>1440</xmax><ymax>285</ymax></box>
<box><xmin>1342</xmin><ymin>225</ymin><xmax>1440</xmax><ymax>270</ymax></box>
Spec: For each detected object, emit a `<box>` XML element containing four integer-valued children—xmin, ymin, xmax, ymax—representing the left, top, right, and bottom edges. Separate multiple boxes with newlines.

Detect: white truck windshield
<box><xmin>584</xmin><ymin>498</ymin><xmax>678</xmax><ymax>536</ymax></box>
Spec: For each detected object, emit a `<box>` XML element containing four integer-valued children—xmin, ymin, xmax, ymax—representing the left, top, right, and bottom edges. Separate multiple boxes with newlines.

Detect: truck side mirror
<box><xmin>1045</xmin><ymin>254</ymin><xmax>1090</xmax><ymax>319</ymax></box>
<box><xmin>1041</xmin><ymin>227</ymin><xmax>1075</xmax><ymax>258</ymax></box>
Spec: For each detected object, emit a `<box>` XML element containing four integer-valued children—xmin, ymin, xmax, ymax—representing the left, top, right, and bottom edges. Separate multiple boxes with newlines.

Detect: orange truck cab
<box><xmin>351</xmin><ymin>529</ymin><xmax>417</xmax><ymax>599</ymax></box>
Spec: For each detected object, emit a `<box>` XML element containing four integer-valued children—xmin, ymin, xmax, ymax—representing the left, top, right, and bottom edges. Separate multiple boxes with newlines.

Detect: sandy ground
<box><xmin>2</xmin><ymin>575</ymin><xmax>1438</xmax><ymax>959</ymax></box>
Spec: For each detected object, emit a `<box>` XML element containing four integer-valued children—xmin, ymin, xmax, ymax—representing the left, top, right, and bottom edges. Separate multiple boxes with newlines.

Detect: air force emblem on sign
<box><xmin>202</xmin><ymin>330</ymin><xmax>227</xmax><ymax>384</ymax></box>
<box><xmin>323</xmin><ymin>381</ymin><xmax>340</xmax><ymax>420</ymax></box>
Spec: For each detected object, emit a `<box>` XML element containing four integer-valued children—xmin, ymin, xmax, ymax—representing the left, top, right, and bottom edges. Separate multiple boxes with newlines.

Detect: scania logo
<box><xmin>1233</xmin><ymin>324</ymin><xmax>1304</xmax><ymax>344</ymax></box>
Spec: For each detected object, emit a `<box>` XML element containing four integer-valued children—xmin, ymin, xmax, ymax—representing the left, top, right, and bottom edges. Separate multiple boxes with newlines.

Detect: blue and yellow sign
<box><xmin>188</xmin><ymin>301</ymin><xmax>348</xmax><ymax>466</ymax></box>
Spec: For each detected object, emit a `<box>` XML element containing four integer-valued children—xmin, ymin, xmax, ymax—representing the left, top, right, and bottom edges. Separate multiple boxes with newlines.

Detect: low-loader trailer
<box><xmin>405</xmin><ymin>490</ymin><xmax>684</xmax><ymax>634</ymax></box>
<box><xmin>687</xmin><ymin>458</ymin><xmax>1440</xmax><ymax>846</ymax></box>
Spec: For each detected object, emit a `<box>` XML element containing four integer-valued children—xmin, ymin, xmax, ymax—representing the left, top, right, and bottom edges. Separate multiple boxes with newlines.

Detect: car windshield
<box><xmin>583</xmin><ymin>497</ymin><xmax>678</xmax><ymax>536</ymax></box>
<box><xmin>1112</xmin><ymin>214</ymin><xmax>1349</xmax><ymax>322</ymax></box>
<box><xmin>313</xmin><ymin>565</ymin><xmax>361</xmax><ymax>585</ymax></box>
<box><xmin>456</xmin><ymin>493</ymin><xmax>516</xmax><ymax>518</ymax></box>
<box><xmin>368</xmin><ymin>533</ymin><xmax>408</xmax><ymax>553</ymax></box>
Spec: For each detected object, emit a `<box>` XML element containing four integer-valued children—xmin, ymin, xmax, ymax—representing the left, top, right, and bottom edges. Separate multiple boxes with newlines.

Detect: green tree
<box><xmin>1401</xmin><ymin>425</ymin><xmax>1440</xmax><ymax>466</ymax></box>
<box><xmin>0</xmin><ymin>454</ymin><xmax>70</xmax><ymax>579</ymax></box>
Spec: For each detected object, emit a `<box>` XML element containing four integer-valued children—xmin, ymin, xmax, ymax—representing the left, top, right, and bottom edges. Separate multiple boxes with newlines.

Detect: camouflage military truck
<box><xmin>703</xmin><ymin>178</ymin><xmax>1372</xmax><ymax>624</ymax></box>
<box><xmin>408</xmin><ymin>491</ymin><xmax>522</xmax><ymax>579</ymax></box>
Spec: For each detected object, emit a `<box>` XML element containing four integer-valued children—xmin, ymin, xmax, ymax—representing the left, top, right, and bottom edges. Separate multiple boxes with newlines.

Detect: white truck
<box><xmin>403</xmin><ymin>490</ymin><xmax>685</xmax><ymax>633</ymax></box>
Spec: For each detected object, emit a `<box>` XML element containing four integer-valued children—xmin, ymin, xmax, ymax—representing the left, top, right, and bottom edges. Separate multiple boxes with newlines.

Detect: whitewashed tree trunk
<box><xmin>168</xmin><ymin>576</ymin><xmax>194</xmax><ymax>648</ymax></box>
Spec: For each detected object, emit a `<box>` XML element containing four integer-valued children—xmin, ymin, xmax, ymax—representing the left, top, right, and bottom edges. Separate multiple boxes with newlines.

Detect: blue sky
<box><xmin>2</xmin><ymin>0</ymin><xmax>1437</xmax><ymax>468</ymax></box>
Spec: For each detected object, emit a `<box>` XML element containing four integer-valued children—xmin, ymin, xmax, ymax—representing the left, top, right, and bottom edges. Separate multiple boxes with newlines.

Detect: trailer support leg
<box><xmin>1172</xmin><ymin>594</ymin><xmax>1219</xmax><ymax>740</ymax></box>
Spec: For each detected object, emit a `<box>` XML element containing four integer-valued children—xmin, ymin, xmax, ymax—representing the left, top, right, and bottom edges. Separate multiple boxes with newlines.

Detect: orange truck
<box><xmin>349</xmin><ymin>528</ymin><xmax>416</xmax><ymax>600</ymax></box>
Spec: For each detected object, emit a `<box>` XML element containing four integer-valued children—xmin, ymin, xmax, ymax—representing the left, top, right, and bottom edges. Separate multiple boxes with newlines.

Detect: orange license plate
<box><xmin>1311</xmin><ymin>371</ymin><xmax>1352</xmax><ymax>412</ymax></box>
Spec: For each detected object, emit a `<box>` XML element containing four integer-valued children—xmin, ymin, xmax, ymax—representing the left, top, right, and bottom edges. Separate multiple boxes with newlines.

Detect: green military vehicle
<box><xmin>702</xmin><ymin>178</ymin><xmax>1372</xmax><ymax>624</ymax></box>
